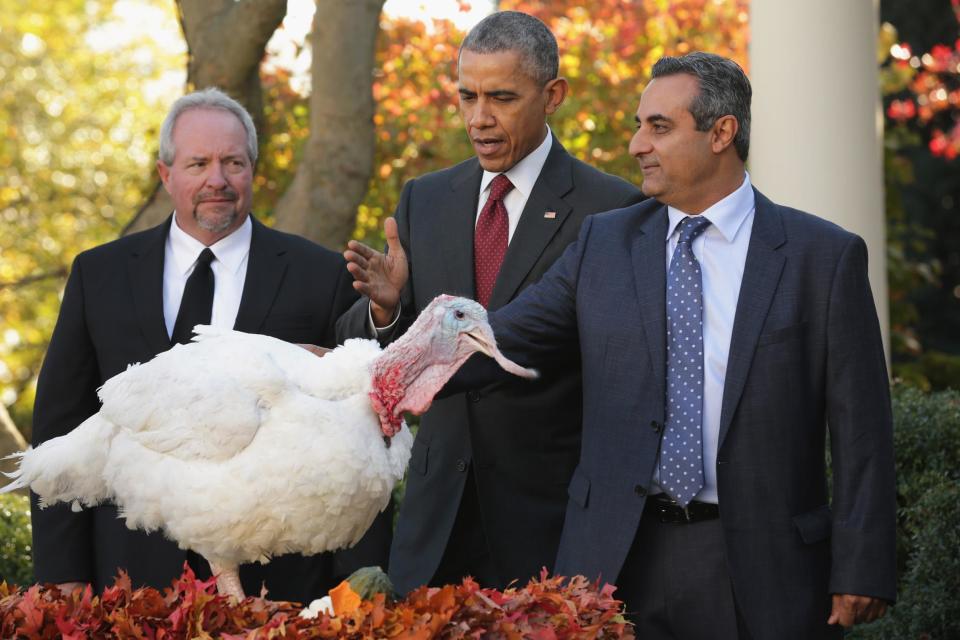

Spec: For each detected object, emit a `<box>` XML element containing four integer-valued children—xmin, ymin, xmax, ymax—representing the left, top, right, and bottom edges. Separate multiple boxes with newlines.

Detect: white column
<box><xmin>750</xmin><ymin>0</ymin><xmax>889</xmax><ymax>359</ymax></box>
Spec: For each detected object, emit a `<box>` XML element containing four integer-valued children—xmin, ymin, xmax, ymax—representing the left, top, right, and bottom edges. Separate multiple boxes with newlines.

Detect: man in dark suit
<box><xmin>462</xmin><ymin>53</ymin><xmax>896</xmax><ymax>638</ymax></box>
<box><xmin>31</xmin><ymin>87</ymin><xmax>389</xmax><ymax>603</ymax></box>
<box><xmin>337</xmin><ymin>11</ymin><xmax>642</xmax><ymax>594</ymax></box>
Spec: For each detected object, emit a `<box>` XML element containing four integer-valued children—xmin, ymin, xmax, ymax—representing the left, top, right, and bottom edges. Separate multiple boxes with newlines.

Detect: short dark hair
<box><xmin>651</xmin><ymin>52</ymin><xmax>751</xmax><ymax>161</ymax></box>
<box><xmin>459</xmin><ymin>11</ymin><xmax>558</xmax><ymax>87</ymax></box>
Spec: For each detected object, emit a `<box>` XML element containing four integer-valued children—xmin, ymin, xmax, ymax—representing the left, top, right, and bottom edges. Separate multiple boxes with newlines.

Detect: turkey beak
<box><xmin>465</xmin><ymin>327</ymin><xmax>538</xmax><ymax>379</ymax></box>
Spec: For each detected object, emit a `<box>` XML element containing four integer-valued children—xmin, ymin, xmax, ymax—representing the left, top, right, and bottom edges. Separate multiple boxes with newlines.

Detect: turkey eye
<box><xmin>454</xmin><ymin>310</ymin><xmax>465</xmax><ymax>319</ymax></box>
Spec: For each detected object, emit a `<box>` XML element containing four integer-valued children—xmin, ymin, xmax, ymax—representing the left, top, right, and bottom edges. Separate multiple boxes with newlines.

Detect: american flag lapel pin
<box><xmin>544</xmin><ymin>211</ymin><xmax>557</xmax><ymax>219</ymax></box>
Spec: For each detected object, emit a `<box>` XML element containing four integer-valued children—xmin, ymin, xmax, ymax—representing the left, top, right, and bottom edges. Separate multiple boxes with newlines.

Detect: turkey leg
<box><xmin>209</xmin><ymin>560</ymin><xmax>245</xmax><ymax>600</ymax></box>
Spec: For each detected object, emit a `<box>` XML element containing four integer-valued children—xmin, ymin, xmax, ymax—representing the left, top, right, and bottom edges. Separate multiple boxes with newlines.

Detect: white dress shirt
<box><xmin>476</xmin><ymin>127</ymin><xmax>553</xmax><ymax>242</ymax></box>
<box><xmin>652</xmin><ymin>173</ymin><xmax>756</xmax><ymax>504</ymax></box>
<box><xmin>162</xmin><ymin>215</ymin><xmax>252</xmax><ymax>339</ymax></box>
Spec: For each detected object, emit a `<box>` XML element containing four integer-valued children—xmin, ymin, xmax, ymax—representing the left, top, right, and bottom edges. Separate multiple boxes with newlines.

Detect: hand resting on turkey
<box><xmin>2</xmin><ymin>294</ymin><xmax>536</xmax><ymax>600</ymax></box>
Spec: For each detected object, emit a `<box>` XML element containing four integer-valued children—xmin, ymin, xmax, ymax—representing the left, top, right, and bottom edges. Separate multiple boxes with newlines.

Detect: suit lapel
<box><xmin>489</xmin><ymin>138</ymin><xmax>574</xmax><ymax>310</ymax></box>
<box><xmin>233</xmin><ymin>217</ymin><xmax>288</xmax><ymax>333</ymax></box>
<box><xmin>128</xmin><ymin>217</ymin><xmax>173</xmax><ymax>354</ymax></box>
<box><xmin>631</xmin><ymin>205</ymin><xmax>669</xmax><ymax>401</ymax></box>
<box><xmin>440</xmin><ymin>160</ymin><xmax>483</xmax><ymax>299</ymax></box>
<box><xmin>717</xmin><ymin>190</ymin><xmax>787</xmax><ymax>449</ymax></box>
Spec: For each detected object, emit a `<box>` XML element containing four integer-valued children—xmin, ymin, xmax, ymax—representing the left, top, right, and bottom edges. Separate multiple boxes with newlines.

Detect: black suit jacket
<box><xmin>337</xmin><ymin>138</ymin><xmax>643</xmax><ymax>593</ymax></box>
<box><xmin>31</xmin><ymin>216</ymin><xmax>390</xmax><ymax>602</ymax></box>
<box><xmin>486</xmin><ymin>191</ymin><xmax>896</xmax><ymax>639</ymax></box>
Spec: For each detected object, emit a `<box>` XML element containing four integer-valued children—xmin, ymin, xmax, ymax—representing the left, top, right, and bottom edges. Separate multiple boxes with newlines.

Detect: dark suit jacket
<box><xmin>337</xmin><ymin>138</ymin><xmax>643</xmax><ymax>594</ymax></box>
<box><xmin>484</xmin><ymin>190</ymin><xmax>896</xmax><ymax>639</ymax></box>
<box><xmin>31</xmin><ymin>216</ymin><xmax>391</xmax><ymax>603</ymax></box>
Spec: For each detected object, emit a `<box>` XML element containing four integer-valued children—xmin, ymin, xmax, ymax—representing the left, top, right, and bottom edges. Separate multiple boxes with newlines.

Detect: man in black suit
<box><xmin>452</xmin><ymin>53</ymin><xmax>896</xmax><ymax>638</ymax></box>
<box><xmin>337</xmin><ymin>11</ymin><xmax>643</xmax><ymax>594</ymax></box>
<box><xmin>31</xmin><ymin>87</ymin><xmax>388</xmax><ymax>602</ymax></box>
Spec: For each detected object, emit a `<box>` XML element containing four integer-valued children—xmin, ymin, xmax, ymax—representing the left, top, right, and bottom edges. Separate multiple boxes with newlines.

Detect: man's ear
<box><xmin>156</xmin><ymin>160</ymin><xmax>171</xmax><ymax>192</ymax></box>
<box><xmin>544</xmin><ymin>77</ymin><xmax>569</xmax><ymax>115</ymax></box>
<box><xmin>711</xmin><ymin>115</ymin><xmax>739</xmax><ymax>154</ymax></box>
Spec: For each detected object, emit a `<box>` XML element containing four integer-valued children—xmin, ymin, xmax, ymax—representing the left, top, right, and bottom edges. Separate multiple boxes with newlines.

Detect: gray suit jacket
<box><xmin>337</xmin><ymin>137</ymin><xmax>643</xmax><ymax>593</ymax></box>
<box><xmin>487</xmin><ymin>190</ymin><xmax>896</xmax><ymax>639</ymax></box>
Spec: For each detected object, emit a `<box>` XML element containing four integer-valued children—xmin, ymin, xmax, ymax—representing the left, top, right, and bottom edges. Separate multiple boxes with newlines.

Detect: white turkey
<box><xmin>2</xmin><ymin>294</ymin><xmax>535</xmax><ymax>599</ymax></box>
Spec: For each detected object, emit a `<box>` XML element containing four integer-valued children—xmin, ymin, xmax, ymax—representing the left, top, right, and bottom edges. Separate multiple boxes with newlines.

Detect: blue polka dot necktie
<box><xmin>661</xmin><ymin>215</ymin><xmax>711</xmax><ymax>507</ymax></box>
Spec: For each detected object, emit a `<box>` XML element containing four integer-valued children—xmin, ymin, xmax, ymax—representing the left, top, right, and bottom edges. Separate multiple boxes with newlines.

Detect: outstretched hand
<box><xmin>828</xmin><ymin>593</ymin><xmax>888</xmax><ymax>628</ymax></box>
<box><xmin>344</xmin><ymin>217</ymin><xmax>408</xmax><ymax>327</ymax></box>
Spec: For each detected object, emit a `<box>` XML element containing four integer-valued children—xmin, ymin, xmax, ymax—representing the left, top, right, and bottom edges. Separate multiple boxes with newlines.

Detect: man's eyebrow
<box><xmin>457</xmin><ymin>88</ymin><xmax>519</xmax><ymax>98</ymax></box>
<box><xmin>634</xmin><ymin>113</ymin><xmax>673</xmax><ymax>124</ymax></box>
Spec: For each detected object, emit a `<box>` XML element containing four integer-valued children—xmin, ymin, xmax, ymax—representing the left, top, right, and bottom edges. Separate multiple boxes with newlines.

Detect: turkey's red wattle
<box><xmin>370</xmin><ymin>363</ymin><xmax>404</xmax><ymax>437</ymax></box>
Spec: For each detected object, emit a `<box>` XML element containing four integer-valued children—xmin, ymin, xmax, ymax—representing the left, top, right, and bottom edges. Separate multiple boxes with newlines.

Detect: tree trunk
<box><xmin>273</xmin><ymin>0</ymin><xmax>385</xmax><ymax>249</ymax></box>
<box><xmin>0</xmin><ymin>403</ymin><xmax>27</xmax><ymax>492</ymax></box>
<box><xmin>123</xmin><ymin>0</ymin><xmax>287</xmax><ymax>236</ymax></box>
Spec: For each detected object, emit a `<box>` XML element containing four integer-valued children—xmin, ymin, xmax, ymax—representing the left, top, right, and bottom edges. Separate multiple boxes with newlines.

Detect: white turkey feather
<box><xmin>2</xmin><ymin>295</ymin><xmax>534</xmax><ymax>596</ymax></box>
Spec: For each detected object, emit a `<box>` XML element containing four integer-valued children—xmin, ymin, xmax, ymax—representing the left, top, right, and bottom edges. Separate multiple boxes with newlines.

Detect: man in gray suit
<box><xmin>464</xmin><ymin>52</ymin><xmax>896</xmax><ymax>638</ymax></box>
<box><xmin>337</xmin><ymin>11</ymin><xmax>642</xmax><ymax>594</ymax></box>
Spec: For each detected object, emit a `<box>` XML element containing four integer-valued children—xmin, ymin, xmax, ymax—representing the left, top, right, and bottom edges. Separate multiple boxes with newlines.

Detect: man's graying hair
<box><xmin>651</xmin><ymin>52</ymin><xmax>752</xmax><ymax>161</ymax></box>
<box><xmin>158</xmin><ymin>87</ymin><xmax>258</xmax><ymax>166</ymax></box>
<box><xmin>460</xmin><ymin>11</ymin><xmax>558</xmax><ymax>87</ymax></box>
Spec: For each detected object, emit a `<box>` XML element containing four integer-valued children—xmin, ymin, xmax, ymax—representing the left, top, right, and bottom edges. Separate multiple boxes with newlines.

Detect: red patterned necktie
<box><xmin>474</xmin><ymin>174</ymin><xmax>514</xmax><ymax>308</ymax></box>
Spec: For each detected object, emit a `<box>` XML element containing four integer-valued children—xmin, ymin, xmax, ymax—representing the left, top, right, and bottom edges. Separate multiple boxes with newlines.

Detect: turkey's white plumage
<box><xmin>9</xmin><ymin>333</ymin><xmax>410</xmax><ymax>568</ymax></box>
<box><xmin>3</xmin><ymin>295</ymin><xmax>536</xmax><ymax>597</ymax></box>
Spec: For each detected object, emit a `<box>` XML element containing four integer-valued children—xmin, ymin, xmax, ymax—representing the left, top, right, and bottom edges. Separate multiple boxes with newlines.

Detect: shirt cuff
<box><xmin>367</xmin><ymin>301</ymin><xmax>402</xmax><ymax>337</ymax></box>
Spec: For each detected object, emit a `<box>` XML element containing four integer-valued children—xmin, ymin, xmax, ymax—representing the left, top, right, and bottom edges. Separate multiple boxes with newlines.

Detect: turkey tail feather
<box><xmin>0</xmin><ymin>414</ymin><xmax>115</xmax><ymax>508</ymax></box>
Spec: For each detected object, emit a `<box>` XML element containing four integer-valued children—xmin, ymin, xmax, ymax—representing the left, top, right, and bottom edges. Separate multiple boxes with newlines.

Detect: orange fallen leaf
<box><xmin>328</xmin><ymin>580</ymin><xmax>362</xmax><ymax>616</ymax></box>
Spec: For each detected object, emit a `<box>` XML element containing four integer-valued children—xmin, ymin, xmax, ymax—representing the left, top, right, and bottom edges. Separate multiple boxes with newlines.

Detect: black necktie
<box><xmin>171</xmin><ymin>248</ymin><xmax>215</xmax><ymax>345</ymax></box>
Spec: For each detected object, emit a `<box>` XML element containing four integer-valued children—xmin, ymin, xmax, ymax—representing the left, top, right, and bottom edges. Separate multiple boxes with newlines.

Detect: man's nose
<box><xmin>628</xmin><ymin>129</ymin><xmax>651</xmax><ymax>157</ymax></box>
<box><xmin>469</xmin><ymin>99</ymin><xmax>495</xmax><ymax>128</ymax></box>
<box><xmin>205</xmin><ymin>162</ymin><xmax>228</xmax><ymax>189</ymax></box>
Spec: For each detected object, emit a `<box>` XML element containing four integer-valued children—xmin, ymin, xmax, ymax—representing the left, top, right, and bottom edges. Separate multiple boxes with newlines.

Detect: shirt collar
<box><xmin>479</xmin><ymin>125</ymin><xmax>553</xmax><ymax>198</ymax></box>
<box><xmin>666</xmin><ymin>172</ymin><xmax>755</xmax><ymax>243</ymax></box>
<box><xmin>168</xmin><ymin>214</ymin><xmax>252</xmax><ymax>275</ymax></box>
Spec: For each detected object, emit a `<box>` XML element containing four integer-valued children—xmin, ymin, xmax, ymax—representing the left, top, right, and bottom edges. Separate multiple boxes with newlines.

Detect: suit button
<box><xmin>468</xmin><ymin>391</ymin><xmax>480</xmax><ymax>402</ymax></box>
<box><xmin>650</xmin><ymin>420</ymin><xmax>663</xmax><ymax>433</ymax></box>
<box><xmin>634</xmin><ymin>485</ymin><xmax>647</xmax><ymax>497</ymax></box>
<box><xmin>456</xmin><ymin>459</ymin><xmax>468</xmax><ymax>472</ymax></box>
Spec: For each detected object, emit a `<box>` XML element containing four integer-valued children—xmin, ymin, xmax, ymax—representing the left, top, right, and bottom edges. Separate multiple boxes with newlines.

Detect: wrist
<box><xmin>371</xmin><ymin>302</ymin><xmax>398</xmax><ymax>328</ymax></box>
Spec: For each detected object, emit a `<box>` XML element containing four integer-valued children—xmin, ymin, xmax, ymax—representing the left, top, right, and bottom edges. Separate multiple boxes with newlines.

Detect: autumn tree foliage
<box><xmin>0</xmin><ymin>0</ymin><xmax>182</xmax><ymax>434</ymax></box>
<box><xmin>880</xmin><ymin>3</ymin><xmax>960</xmax><ymax>389</ymax></box>
<box><xmin>350</xmin><ymin>0</ymin><xmax>750</xmax><ymax>245</ymax></box>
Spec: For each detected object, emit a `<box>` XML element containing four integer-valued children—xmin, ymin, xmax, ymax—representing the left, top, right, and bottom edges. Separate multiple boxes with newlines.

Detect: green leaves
<box><xmin>0</xmin><ymin>0</ymin><xmax>184</xmax><ymax>433</ymax></box>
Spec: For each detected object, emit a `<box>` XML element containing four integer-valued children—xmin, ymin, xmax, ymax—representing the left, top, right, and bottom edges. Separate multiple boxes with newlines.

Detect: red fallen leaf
<box><xmin>15</xmin><ymin>585</ymin><xmax>48</xmax><ymax>636</ymax></box>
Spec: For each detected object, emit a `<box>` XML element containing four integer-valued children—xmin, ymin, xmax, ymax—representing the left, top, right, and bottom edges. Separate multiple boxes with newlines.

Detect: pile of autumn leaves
<box><xmin>0</xmin><ymin>566</ymin><xmax>633</xmax><ymax>639</ymax></box>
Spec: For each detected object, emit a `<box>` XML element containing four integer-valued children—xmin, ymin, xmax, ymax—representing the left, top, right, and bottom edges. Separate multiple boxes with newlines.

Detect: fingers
<box><xmin>828</xmin><ymin>594</ymin><xmax>888</xmax><ymax>628</ymax></box>
<box><xmin>384</xmin><ymin>217</ymin><xmax>404</xmax><ymax>257</ymax></box>
<box><xmin>860</xmin><ymin>598</ymin><xmax>888</xmax><ymax>624</ymax></box>
<box><xmin>828</xmin><ymin>594</ymin><xmax>855</xmax><ymax>627</ymax></box>
<box><xmin>345</xmin><ymin>239</ymin><xmax>379</xmax><ymax>261</ymax></box>
<box><xmin>343</xmin><ymin>249</ymin><xmax>370</xmax><ymax>273</ymax></box>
